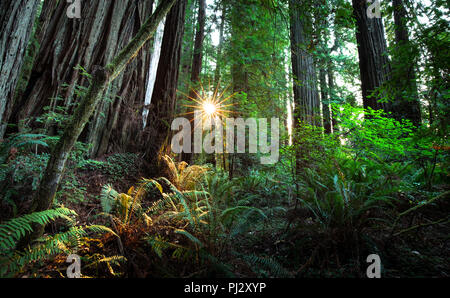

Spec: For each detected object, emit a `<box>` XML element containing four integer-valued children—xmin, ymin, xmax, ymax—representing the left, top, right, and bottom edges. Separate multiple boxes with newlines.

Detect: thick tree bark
<box><xmin>144</xmin><ymin>0</ymin><xmax>187</xmax><ymax>175</ymax></box>
<box><xmin>21</xmin><ymin>0</ymin><xmax>178</xmax><ymax>246</ymax></box>
<box><xmin>182</xmin><ymin>0</ymin><xmax>206</xmax><ymax>164</ymax></box>
<box><xmin>190</xmin><ymin>0</ymin><xmax>206</xmax><ymax>85</ymax></box>
<box><xmin>289</xmin><ymin>0</ymin><xmax>321</xmax><ymax>126</ymax></box>
<box><xmin>352</xmin><ymin>0</ymin><xmax>392</xmax><ymax>113</ymax></box>
<box><xmin>11</xmin><ymin>0</ymin><xmax>154</xmax><ymax>156</ymax></box>
<box><xmin>391</xmin><ymin>0</ymin><xmax>421</xmax><ymax>127</ymax></box>
<box><xmin>0</xmin><ymin>0</ymin><xmax>40</xmax><ymax>138</ymax></box>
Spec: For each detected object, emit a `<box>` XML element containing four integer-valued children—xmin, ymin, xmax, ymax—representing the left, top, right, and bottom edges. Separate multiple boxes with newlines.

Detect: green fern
<box><xmin>240</xmin><ymin>253</ymin><xmax>292</xmax><ymax>278</ymax></box>
<box><xmin>0</xmin><ymin>207</ymin><xmax>76</xmax><ymax>251</ymax></box>
<box><xmin>0</xmin><ymin>208</ymin><xmax>115</xmax><ymax>277</ymax></box>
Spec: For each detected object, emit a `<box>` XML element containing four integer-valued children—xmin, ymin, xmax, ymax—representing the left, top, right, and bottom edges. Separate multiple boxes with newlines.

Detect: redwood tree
<box><xmin>144</xmin><ymin>0</ymin><xmax>187</xmax><ymax>174</ymax></box>
<box><xmin>391</xmin><ymin>0</ymin><xmax>421</xmax><ymax>127</ymax></box>
<box><xmin>352</xmin><ymin>0</ymin><xmax>392</xmax><ymax>113</ymax></box>
<box><xmin>0</xmin><ymin>0</ymin><xmax>40</xmax><ymax>138</ymax></box>
<box><xmin>12</xmin><ymin>0</ymin><xmax>154</xmax><ymax>156</ymax></box>
<box><xmin>289</xmin><ymin>0</ymin><xmax>321</xmax><ymax>126</ymax></box>
<box><xmin>182</xmin><ymin>0</ymin><xmax>206</xmax><ymax>164</ymax></box>
<box><xmin>21</xmin><ymin>0</ymin><xmax>178</xmax><ymax>245</ymax></box>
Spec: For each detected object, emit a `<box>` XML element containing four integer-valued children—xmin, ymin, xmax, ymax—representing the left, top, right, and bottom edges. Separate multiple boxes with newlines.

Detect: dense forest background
<box><xmin>0</xmin><ymin>0</ymin><xmax>448</xmax><ymax>278</ymax></box>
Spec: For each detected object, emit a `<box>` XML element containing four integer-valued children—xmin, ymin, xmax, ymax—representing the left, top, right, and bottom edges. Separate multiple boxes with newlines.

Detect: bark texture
<box><xmin>12</xmin><ymin>0</ymin><xmax>154</xmax><ymax>156</ymax></box>
<box><xmin>327</xmin><ymin>60</ymin><xmax>338</xmax><ymax>132</ymax></box>
<box><xmin>352</xmin><ymin>0</ymin><xmax>392</xmax><ymax>113</ymax></box>
<box><xmin>391</xmin><ymin>0</ymin><xmax>421</xmax><ymax>126</ymax></box>
<box><xmin>320</xmin><ymin>67</ymin><xmax>331</xmax><ymax>134</ymax></box>
<box><xmin>182</xmin><ymin>0</ymin><xmax>206</xmax><ymax>164</ymax></box>
<box><xmin>144</xmin><ymin>0</ymin><xmax>187</xmax><ymax>174</ymax></box>
<box><xmin>289</xmin><ymin>0</ymin><xmax>321</xmax><ymax>126</ymax></box>
<box><xmin>0</xmin><ymin>0</ymin><xmax>40</xmax><ymax>138</ymax></box>
<box><xmin>22</xmin><ymin>0</ymin><xmax>178</xmax><ymax>245</ymax></box>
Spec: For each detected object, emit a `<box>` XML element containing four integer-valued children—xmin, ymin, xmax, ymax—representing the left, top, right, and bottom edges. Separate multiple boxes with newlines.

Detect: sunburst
<box><xmin>177</xmin><ymin>80</ymin><xmax>237</xmax><ymax>128</ymax></box>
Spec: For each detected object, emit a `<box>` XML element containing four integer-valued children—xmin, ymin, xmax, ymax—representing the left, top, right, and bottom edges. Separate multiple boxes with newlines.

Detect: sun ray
<box><xmin>179</xmin><ymin>81</ymin><xmax>238</xmax><ymax>127</ymax></box>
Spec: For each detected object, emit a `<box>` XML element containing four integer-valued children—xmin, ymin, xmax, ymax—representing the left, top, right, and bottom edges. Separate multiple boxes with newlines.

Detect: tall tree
<box><xmin>327</xmin><ymin>59</ymin><xmax>339</xmax><ymax>132</ymax></box>
<box><xmin>390</xmin><ymin>0</ymin><xmax>421</xmax><ymax>127</ymax></box>
<box><xmin>11</xmin><ymin>0</ymin><xmax>154</xmax><ymax>156</ymax></box>
<box><xmin>289</xmin><ymin>0</ymin><xmax>321</xmax><ymax>126</ymax></box>
<box><xmin>144</xmin><ymin>0</ymin><xmax>187</xmax><ymax>174</ymax></box>
<box><xmin>320</xmin><ymin>67</ymin><xmax>332</xmax><ymax>134</ymax></box>
<box><xmin>0</xmin><ymin>0</ymin><xmax>40</xmax><ymax>138</ymax></box>
<box><xmin>182</xmin><ymin>0</ymin><xmax>206</xmax><ymax>164</ymax></box>
<box><xmin>21</xmin><ymin>0</ymin><xmax>178</xmax><ymax>245</ymax></box>
<box><xmin>213</xmin><ymin>3</ymin><xmax>226</xmax><ymax>86</ymax></box>
<box><xmin>352</xmin><ymin>0</ymin><xmax>392</xmax><ymax>113</ymax></box>
<box><xmin>315</xmin><ymin>1</ymin><xmax>332</xmax><ymax>134</ymax></box>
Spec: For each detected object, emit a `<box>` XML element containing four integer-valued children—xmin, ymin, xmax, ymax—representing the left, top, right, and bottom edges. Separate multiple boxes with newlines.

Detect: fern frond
<box><xmin>241</xmin><ymin>253</ymin><xmax>292</xmax><ymax>278</ymax></box>
<box><xmin>0</xmin><ymin>224</ymin><xmax>114</xmax><ymax>277</ymax></box>
<box><xmin>0</xmin><ymin>208</ymin><xmax>76</xmax><ymax>251</ymax></box>
<box><xmin>100</xmin><ymin>184</ymin><xmax>119</xmax><ymax>213</ymax></box>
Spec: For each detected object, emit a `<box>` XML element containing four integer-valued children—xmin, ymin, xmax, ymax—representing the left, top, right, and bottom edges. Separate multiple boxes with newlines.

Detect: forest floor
<box><xmin>10</xmin><ymin>153</ymin><xmax>446</xmax><ymax>279</ymax></box>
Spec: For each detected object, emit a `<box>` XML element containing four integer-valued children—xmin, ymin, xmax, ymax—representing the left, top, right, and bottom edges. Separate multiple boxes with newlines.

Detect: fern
<box><xmin>84</xmin><ymin>254</ymin><xmax>127</xmax><ymax>277</ymax></box>
<box><xmin>220</xmin><ymin>206</ymin><xmax>267</xmax><ymax>228</ymax></box>
<box><xmin>175</xmin><ymin>229</ymin><xmax>204</xmax><ymax>248</ymax></box>
<box><xmin>100</xmin><ymin>184</ymin><xmax>119</xmax><ymax>214</ymax></box>
<box><xmin>0</xmin><ymin>133</ymin><xmax>49</xmax><ymax>163</ymax></box>
<box><xmin>240</xmin><ymin>253</ymin><xmax>292</xmax><ymax>278</ymax></box>
<box><xmin>0</xmin><ymin>207</ymin><xmax>76</xmax><ymax>251</ymax></box>
<box><xmin>0</xmin><ymin>209</ymin><xmax>115</xmax><ymax>277</ymax></box>
<box><xmin>161</xmin><ymin>155</ymin><xmax>209</xmax><ymax>191</ymax></box>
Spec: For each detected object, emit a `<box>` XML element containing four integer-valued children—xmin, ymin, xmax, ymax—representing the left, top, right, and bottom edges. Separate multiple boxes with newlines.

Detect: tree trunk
<box><xmin>391</xmin><ymin>0</ymin><xmax>421</xmax><ymax>127</ymax></box>
<box><xmin>214</xmin><ymin>4</ymin><xmax>227</xmax><ymax>169</ymax></box>
<box><xmin>214</xmin><ymin>3</ymin><xmax>226</xmax><ymax>86</ymax></box>
<box><xmin>21</xmin><ymin>0</ymin><xmax>178</xmax><ymax>246</ymax></box>
<box><xmin>11</xmin><ymin>0</ymin><xmax>154</xmax><ymax>156</ymax></box>
<box><xmin>0</xmin><ymin>0</ymin><xmax>40</xmax><ymax>138</ymax></box>
<box><xmin>327</xmin><ymin>60</ymin><xmax>338</xmax><ymax>133</ymax></box>
<box><xmin>144</xmin><ymin>0</ymin><xmax>187</xmax><ymax>175</ymax></box>
<box><xmin>352</xmin><ymin>0</ymin><xmax>392</xmax><ymax>113</ymax></box>
<box><xmin>320</xmin><ymin>67</ymin><xmax>331</xmax><ymax>134</ymax></box>
<box><xmin>182</xmin><ymin>0</ymin><xmax>206</xmax><ymax>164</ymax></box>
<box><xmin>289</xmin><ymin>0</ymin><xmax>321</xmax><ymax>127</ymax></box>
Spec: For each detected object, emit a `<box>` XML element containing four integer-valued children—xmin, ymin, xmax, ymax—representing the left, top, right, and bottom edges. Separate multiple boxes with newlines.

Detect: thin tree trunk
<box><xmin>214</xmin><ymin>3</ymin><xmax>226</xmax><ymax>86</ymax></box>
<box><xmin>21</xmin><ymin>0</ymin><xmax>178</xmax><ymax>246</ymax></box>
<box><xmin>144</xmin><ymin>0</ymin><xmax>187</xmax><ymax>175</ymax></box>
<box><xmin>327</xmin><ymin>60</ymin><xmax>338</xmax><ymax>133</ymax></box>
<box><xmin>391</xmin><ymin>0</ymin><xmax>421</xmax><ymax>127</ymax></box>
<box><xmin>182</xmin><ymin>0</ymin><xmax>206</xmax><ymax>164</ymax></box>
<box><xmin>320</xmin><ymin>67</ymin><xmax>331</xmax><ymax>134</ymax></box>
<box><xmin>0</xmin><ymin>0</ymin><xmax>40</xmax><ymax>138</ymax></box>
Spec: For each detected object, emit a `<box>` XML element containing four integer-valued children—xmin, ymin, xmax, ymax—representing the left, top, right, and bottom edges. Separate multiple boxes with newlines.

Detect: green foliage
<box><xmin>80</xmin><ymin>153</ymin><xmax>141</xmax><ymax>181</ymax></box>
<box><xmin>297</xmin><ymin>161</ymin><xmax>396</xmax><ymax>231</ymax></box>
<box><xmin>0</xmin><ymin>133</ymin><xmax>49</xmax><ymax>164</ymax></box>
<box><xmin>0</xmin><ymin>207</ymin><xmax>115</xmax><ymax>277</ymax></box>
<box><xmin>0</xmin><ymin>208</ymin><xmax>76</xmax><ymax>251</ymax></box>
<box><xmin>240</xmin><ymin>253</ymin><xmax>292</xmax><ymax>278</ymax></box>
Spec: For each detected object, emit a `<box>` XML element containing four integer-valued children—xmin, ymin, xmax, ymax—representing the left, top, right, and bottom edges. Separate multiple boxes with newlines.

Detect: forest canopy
<box><xmin>0</xmin><ymin>0</ymin><xmax>448</xmax><ymax>280</ymax></box>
